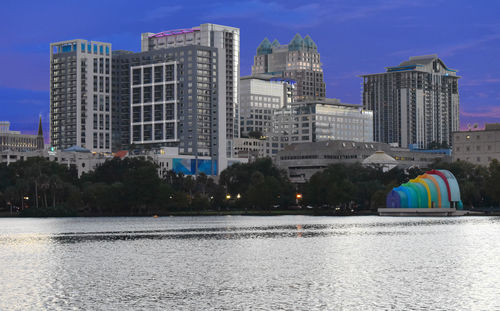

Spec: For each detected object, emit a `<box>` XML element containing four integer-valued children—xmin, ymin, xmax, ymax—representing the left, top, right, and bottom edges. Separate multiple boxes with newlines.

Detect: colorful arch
<box><xmin>421</xmin><ymin>174</ymin><xmax>441</xmax><ymax>208</ymax></box>
<box><xmin>386</xmin><ymin>169</ymin><xmax>462</xmax><ymax>209</ymax></box>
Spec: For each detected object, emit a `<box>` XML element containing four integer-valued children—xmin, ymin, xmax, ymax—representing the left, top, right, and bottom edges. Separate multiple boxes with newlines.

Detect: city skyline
<box><xmin>2</xmin><ymin>0</ymin><xmax>500</xmax><ymax>138</ymax></box>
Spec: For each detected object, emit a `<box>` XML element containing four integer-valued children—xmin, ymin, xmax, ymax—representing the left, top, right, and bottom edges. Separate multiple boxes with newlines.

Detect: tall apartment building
<box><xmin>361</xmin><ymin>55</ymin><xmax>460</xmax><ymax>149</ymax></box>
<box><xmin>240</xmin><ymin>75</ymin><xmax>294</xmax><ymax>137</ymax></box>
<box><xmin>112</xmin><ymin>45</ymin><xmax>224</xmax><ymax>175</ymax></box>
<box><xmin>50</xmin><ymin>40</ymin><xmax>112</xmax><ymax>152</ymax></box>
<box><xmin>267</xmin><ymin>99</ymin><xmax>373</xmax><ymax>156</ymax></box>
<box><xmin>252</xmin><ymin>34</ymin><xmax>325</xmax><ymax>101</ymax></box>
<box><xmin>141</xmin><ymin>24</ymin><xmax>240</xmax><ymax>156</ymax></box>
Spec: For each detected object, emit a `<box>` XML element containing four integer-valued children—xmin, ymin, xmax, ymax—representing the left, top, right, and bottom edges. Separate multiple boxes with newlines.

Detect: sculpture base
<box><xmin>378</xmin><ymin>208</ymin><xmax>462</xmax><ymax>217</ymax></box>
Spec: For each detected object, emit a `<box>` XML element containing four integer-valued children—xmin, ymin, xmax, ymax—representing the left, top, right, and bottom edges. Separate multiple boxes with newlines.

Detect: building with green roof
<box><xmin>252</xmin><ymin>33</ymin><xmax>325</xmax><ymax>101</ymax></box>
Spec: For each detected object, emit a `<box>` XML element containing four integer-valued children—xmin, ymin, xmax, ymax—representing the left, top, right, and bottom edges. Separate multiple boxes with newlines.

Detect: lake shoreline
<box><xmin>0</xmin><ymin>209</ymin><xmax>495</xmax><ymax>217</ymax></box>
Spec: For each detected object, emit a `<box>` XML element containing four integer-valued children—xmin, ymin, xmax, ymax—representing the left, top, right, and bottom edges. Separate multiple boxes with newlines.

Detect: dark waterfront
<box><xmin>1</xmin><ymin>216</ymin><xmax>500</xmax><ymax>310</ymax></box>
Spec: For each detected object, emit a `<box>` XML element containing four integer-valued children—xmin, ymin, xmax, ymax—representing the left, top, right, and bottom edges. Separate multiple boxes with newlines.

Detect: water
<box><xmin>1</xmin><ymin>216</ymin><xmax>500</xmax><ymax>310</ymax></box>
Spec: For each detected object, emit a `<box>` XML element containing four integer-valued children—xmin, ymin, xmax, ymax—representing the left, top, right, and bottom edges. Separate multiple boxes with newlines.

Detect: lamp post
<box><xmin>296</xmin><ymin>193</ymin><xmax>302</xmax><ymax>205</ymax></box>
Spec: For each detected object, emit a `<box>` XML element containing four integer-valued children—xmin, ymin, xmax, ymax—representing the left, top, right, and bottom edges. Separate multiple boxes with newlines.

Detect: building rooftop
<box><xmin>362</xmin><ymin>150</ymin><xmax>398</xmax><ymax>165</ymax></box>
<box><xmin>291</xmin><ymin>98</ymin><xmax>362</xmax><ymax>109</ymax></box>
<box><xmin>148</xmin><ymin>27</ymin><xmax>200</xmax><ymax>38</ymax></box>
<box><xmin>360</xmin><ymin>54</ymin><xmax>458</xmax><ymax>77</ymax></box>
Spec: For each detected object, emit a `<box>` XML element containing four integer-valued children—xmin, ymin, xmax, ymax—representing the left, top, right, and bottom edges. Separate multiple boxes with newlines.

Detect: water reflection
<box><xmin>1</xmin><ymin>216</ymin><xmax>500</xmax><ymax>310</ymax></box>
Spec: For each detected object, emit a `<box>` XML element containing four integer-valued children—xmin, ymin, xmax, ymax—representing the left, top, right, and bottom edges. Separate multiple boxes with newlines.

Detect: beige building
<box><xmin>452</xmin><ymin>123</ymin><xmax>500</xmax><ymax>166</ymax></box>
<box><xmin>0</xmin><ymin>119</ymin><xmax>44</xmax><ymax>152</ymax></box>
<box><xmin>233</xmin><ymin>138</ymin><xmax>266</xmax><ymax>160</ymax></box>
<box><xmin>0</xmin><ymin>148</ymin><xmax>109</xmax><ymax>177</ymax></box>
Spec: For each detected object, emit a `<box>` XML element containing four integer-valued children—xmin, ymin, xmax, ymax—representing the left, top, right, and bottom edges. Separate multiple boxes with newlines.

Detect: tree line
<box><xmin>0</xmin><ymin>156</ymin><xmax>499</xmax><ymax>216</ymax></box>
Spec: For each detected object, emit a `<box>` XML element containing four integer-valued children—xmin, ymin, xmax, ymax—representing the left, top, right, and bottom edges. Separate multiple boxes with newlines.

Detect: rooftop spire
<box><xmin>37</xmin><ymin>115</ymin><xmax>43</xmax><ymax>136</ymax></box>
<box><xmin>288</xmin><ymin>33</ymin><xmax>304</xmax><ymax>51</ymax></box>
<box><xmin>257</xmin><ymin>38</ymin><xmax>272</xmax><ymax>55</ymax></box>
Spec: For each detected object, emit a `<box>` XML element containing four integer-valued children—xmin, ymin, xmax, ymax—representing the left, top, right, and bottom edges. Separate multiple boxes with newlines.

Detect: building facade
<box><xmin>267</xmin><ymin>99</ymin><xmax>373</xmax><ymax>156</ymax></box>
<box><xmin>112</xmin><ymin>45</ymin><xmax>224</xmax><ymax>175</ymax></box>
<box><xmin>252</xmin><ymin>34</ymin><xmax>325</xmax><ymax>101</ymax></box>
<box><xmin>361</xmin><ymin>55</ymin><xmax>460</xmax><ymax>149</ymax></box>
<box><xmin>240</xmin><ymin>75</ymin><xmax>293</xmax><ymax>137</ymax></box>
<box><xmin>50</xmin><ymin>39</ymin><xmax>112</xmax><ymax>152</ymax></box>
<box><xmin>0</xmin><ymin>149</ymin><xmax>108</xmax><ymax>177</ymax></box>
<box><xmin>275</xmin><ymin>140</ymin><xmax>451</xmax><ymax>183</ymax></box>
<box><xmin>232</xmin><ymin>138</ymin><xmax>266</xmax><ymax>159</ymax></box>
<box><xmin>141</xmin><ymin>24</ymin><xmax>240</xmax><ymax>154</ymax></box>
<box><xmin>0</xmin><ymin>119</ymin><xmax>44</xmax><ymax>152</ymax></box>
<box><xmin>453</xmin><ymin>124</ymin><xmax>500</xmax><ymax>166</ymax></box>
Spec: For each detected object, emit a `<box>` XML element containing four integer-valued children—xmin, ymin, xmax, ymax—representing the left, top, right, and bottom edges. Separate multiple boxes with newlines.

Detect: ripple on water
<box><xmin>0</xmin><ymin>216</ymin><xmax>500</xmax><ymax>310</ymax></box>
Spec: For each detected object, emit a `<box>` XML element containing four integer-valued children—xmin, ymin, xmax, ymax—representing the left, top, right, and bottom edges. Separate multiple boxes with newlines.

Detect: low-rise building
<box><xmin>275</xmin><ymin>140</ymin><xmax>450</xmax><ymax>183</ymax></box>
<box><xmin>0</xmin><ymin>119</ymin><xmax>44</xmax><ymax>152</ymax></box>
<box><xmin>0</xmin><ymin>148</ymin><xmax>109</xmax><ymax>177</ymax></box>
<box><xmin>232</xmin><ymin>137</ymin><xmax>266</xmax><ymax>160</ymax></box>
<box><xmin>453</xmin><ymin>123</ymin><xmax>500</xmax><ymax>166</ymax></box>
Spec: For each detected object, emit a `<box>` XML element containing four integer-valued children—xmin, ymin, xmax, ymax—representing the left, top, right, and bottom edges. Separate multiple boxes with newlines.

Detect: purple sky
<box><xmin>2</xmin><ymin>0</ymin><xmax>500</xmax><ymax>140</ymax></box>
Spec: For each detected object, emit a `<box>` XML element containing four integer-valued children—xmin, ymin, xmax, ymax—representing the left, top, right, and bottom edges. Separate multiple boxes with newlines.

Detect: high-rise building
<box><xmin>361</xmin><ymin>55</ymin><xmax>460</xmax><ymax>149</ymax></box>
<box><xmin>141</xmin><ymin>24</ymin><xmax>240</xmax><ymax>156</ymax></box>
<box><xmin>239</xmin><ymin>75</ymin><xmax>294</xmax><ymax>137</ymax></box>
<box><xmin>252</xmin><ymin>34</ymin><xmax>325</xmax><ymax>101</ymax></box>
<box><xmin>267</xmin><ymin>99</ymin><xmax>373</xmax><ymax>156</ymax></box>
<box><xmin>112</xmin><ymin>45</ymin><xmax>224</xmax><ymax>175</ymax></box>
<box><xmin>50</xmin><ymin>40</ymin><xmax>112</xmax><ymax>152</ymax></box>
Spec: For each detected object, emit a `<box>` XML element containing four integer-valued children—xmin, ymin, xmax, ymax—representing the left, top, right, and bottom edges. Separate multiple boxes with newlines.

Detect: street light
<box><xmin>226</xmin><ymin>194</ymin><xmax>231</xmax><ymax>200</ymax></box>
<box><xmin>236</xmin><ymin>193</ymin><xmax>241</xmax><ymax>199</ymax></box>
<box><xmin>296</xmin><ymin>193</ymin><xmax>302</xmax><ymax>205</ymax></box>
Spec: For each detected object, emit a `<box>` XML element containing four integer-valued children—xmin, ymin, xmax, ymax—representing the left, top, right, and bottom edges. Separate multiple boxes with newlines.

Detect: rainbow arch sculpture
<box><xmin>386</xmin><ymin>170</ymin><xmax>463</xmax><ymax>210</ymax></box>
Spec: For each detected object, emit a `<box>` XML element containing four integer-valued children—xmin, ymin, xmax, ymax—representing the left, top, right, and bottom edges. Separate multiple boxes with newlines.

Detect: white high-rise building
<box><xmin>361</xmin><ymin>55</ymin><xmax>460</xmax><ymax>149</ymax></box>
<box><xmin>141</xmin><ymin>24</ymin><xmax>240</xmax><ymax>159</ymax></box>
<box><xmin>240</xmin><ymin>75</ymin><xmax>293</xmax><ymax>137</ymax></box>
<box><xmin>50</xmin><ymin>40</ymin><xmax>112</xmax><ymax>152</ymax></box>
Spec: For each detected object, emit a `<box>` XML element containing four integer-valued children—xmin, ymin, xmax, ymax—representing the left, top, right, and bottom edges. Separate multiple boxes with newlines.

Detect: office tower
<box><xmin>141</xmin><ymin>24</ymin><xmax>240</xmax><ymax>157</ymax></box>
<box><xmin>361</xmin><ymin>55</ymin><xmax>460</xmax><ymax>149</ymax></box>
<box><xmin>112</xmin><ymin>45</ymin><xmax>223</xmax><ymax>175</ymax></box>
<box><xmin>50</xmin><ymin>40</ymin><xmax>112</xmax><ymax>152</ymax></box>
<box><xmin>252</xmin><ymin>34</ymin><xmax>325</xmax><ymax>101</ymax></box>
<box><xmin>268</xmin><ymin>99</ymin><xmax>373</xmax><ymax>156</ymax></box>
<box><xmin>239</xmin><ymin>75</ymin><xmax>294</xmax><ymax>137</ymax></box>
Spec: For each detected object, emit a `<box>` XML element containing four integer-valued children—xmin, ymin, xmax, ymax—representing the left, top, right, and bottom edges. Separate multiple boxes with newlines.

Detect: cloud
<box><xmin>203</xmin><ymin>1</ymin><xmax>323</xmax><ymax>28</ymax></box>
<box><xmin>460</xmin><ymin>78</ymin><xmax>500</xmax><ymax>87</ymax></box>
<box><xmin>439</xmin><ymin>33</ymin><xmax>500</xmax><ymax>57</ymax></box>
<box><xmin>461</xmin><ymin>106</ymin><xmax>500</xmax><ymax>118</ymax></box>
<box><xmin>200</xmin><ymin>0</ymin><xmax>434</xmax><ymax>29</ymax></box>
<box><xmin>143</xmin><ymin>5</ymin><xmax>183</xmax><ymax>21</ymax></box>
<box><xmin>390</xmin><ymin>33</ymin><xmax>500</xmax><ymax>60</ymax></box>
<box><xmin>332</xmin><ymin>0</ymin><xmax>433</xmax><ymax>23</ymax></box>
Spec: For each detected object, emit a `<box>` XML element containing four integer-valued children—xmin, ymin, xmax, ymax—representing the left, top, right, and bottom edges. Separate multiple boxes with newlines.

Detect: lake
<box><xmin>1</xmin><ymin>216</ymin><xmax>500</xmax><ymax>310</ymax></box>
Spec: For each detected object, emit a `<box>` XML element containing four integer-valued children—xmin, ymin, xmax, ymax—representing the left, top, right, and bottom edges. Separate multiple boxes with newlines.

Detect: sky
<box><xmin>2</xmin><ymin>0</ymin><xmax>500</xmax><ymax>139</ymax></box>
